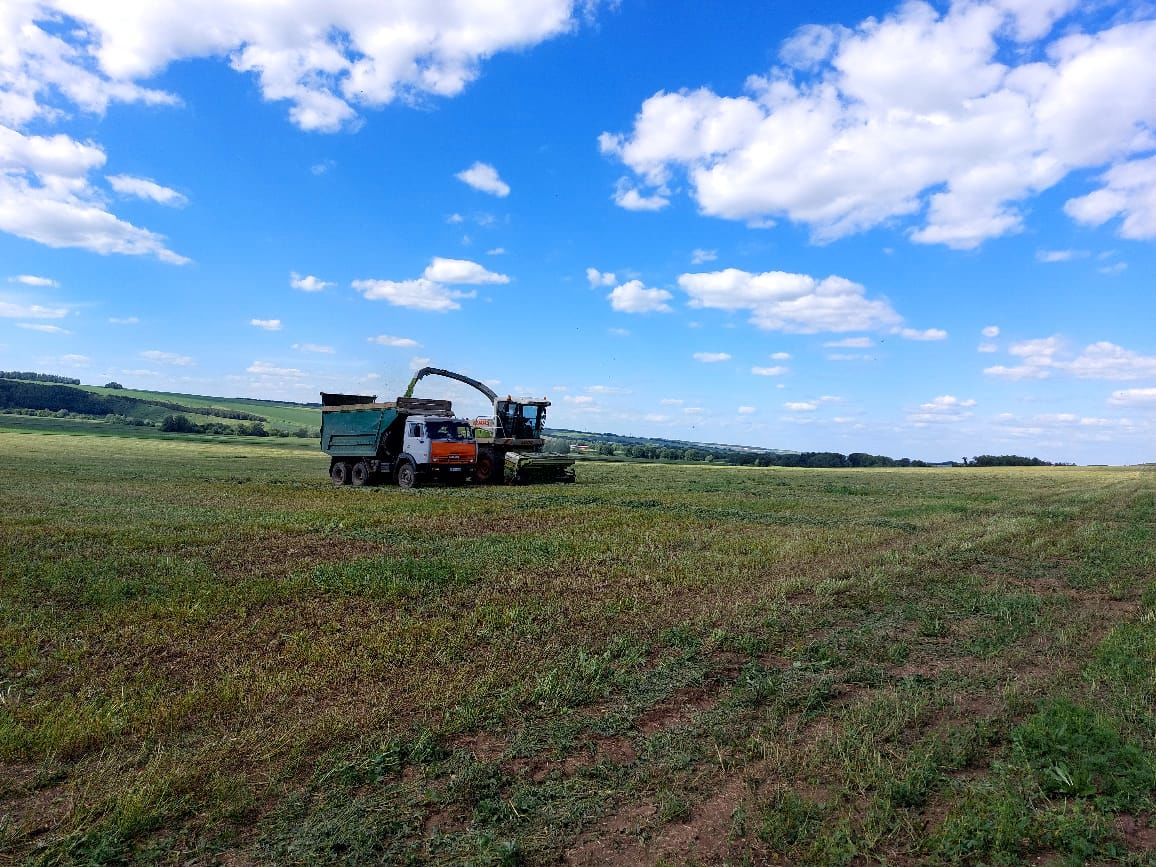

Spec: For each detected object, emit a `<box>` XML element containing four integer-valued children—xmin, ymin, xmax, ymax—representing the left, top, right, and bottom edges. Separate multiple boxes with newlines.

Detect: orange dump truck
<box><xmin>319</xmin><ymin>393</ymin><xmax>476</xmax><ymax>488</ymax></box>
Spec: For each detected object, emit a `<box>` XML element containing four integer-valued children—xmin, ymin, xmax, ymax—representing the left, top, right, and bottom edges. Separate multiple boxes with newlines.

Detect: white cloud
<box><xmin>354</xmin><ymin>257</ymin><xmax>504</xmax><ymax>313</ymax></box>
<box><xmin>108</xmin><ymin>316</ymin><xmax>139</xmax><ymax>325</ymax></box>
<box><xmin>7</xmin><ymin>2</ymin><xmax>581</xmax><ymax>134</ymax></box>
<box><xmin>487</xmin><ymin>247</ymin><xmax>506</xmax><ymax>255</ymax></box>
<box><xmin>293</xmin><ymin>342</ymin><xmax>334</xmax><ymax>354</ymax></box>
<box><xmin>608</xmin><ymin>280</ymin><xmax>673</xmax><ymax>314</ymax></box>
<box><xmin>140</xmin><ymin>349</ymin><xmax>193</xmax><ymax>366</ymax></box>
<box><xmin>690</xmin><ymin>248</ymin><xmax>717</xmax><ymax>264</ymax></box>
<box><xmin>354</xmin><ymin>277</ymin><xmax>474</xmax><ymax>312</ymax></box>
<box><xmin>785</xmin><ymin>401</ymin><xmax>817</xmax><ymax>411</ymax></box>
<box><xmin>693</xmin><ymin>351</ymin><xmax>731</xmax><ymax>363</ymax></box>
<box><xmin>17</xmin><ymin>322</ymin><xmax>69</xmax><ymax>333</ymax></box>
<box><xmin>247</xmin><ymin>361</ymin><xmax>305</xmax><ymax>378</ymax></box>
<box><xmin>8</xmin><ymin>274</ymin><xmax>57</xmax><ymax>287</ymax></box>
<box><xmin>601</xmin><ymin>5</ymin><xmax>1156</xmax><ymax>248</ymax></box>
<box><xmin>825</xmin><ymin>336</ymin><xmax>872</xmax><ymax>348</ymax></box>
<box><xmin>737</xmin><ymin>405</ymin><xmax>756</xmax><ymax>414</ymax></box>
<box><xmin>250</xmin><ymin>318</ymin><xmax>282</xmax><ymax>331</ymax></box>
<box><xmin>447</xmin><ymin>213</ymin><xmax>465</xmax><ymax>224</ymax></box>
<box><xmin>586</xmin><ymin>384</ymin><xmax>630</xmax><ymax>394</ymax></box>
<box><xmin>586</xmin><ymin>267</ymin><xmax>617</xmax><ymax>287</ymax></box>
<box><xmin>0</xmin><ymin>298</ymin><xmax>68</xmax><ymax>319</ymax></box>
<box><xmin>422</xmin><ymin>257</ymin><xmax>509</xmax><ymax>284</ymax></box>
<box><xmin>607</xmin><ymin>327</ymin><xmax>630</xmax><ymax>337</ymax></box>
<box><xmin>908</xmin><ymin>394</ymin><xmax>976</xmax><ymax>425</ymax></box>
<box><xmin>0</xmin><ymin>127</ymin><xmax>189</xmax><ymax>263</ymax></box>
<box><xmin>107</xmin><ymin>174</ymin><xmax>187</xmax><ymax>207</ymax></box>
<box><xmin>564</xmin><ymin>394</ymin><xmax>595</xmax><ymax>405</ymax></box>
<box><xmin>1098</xmin><ymin>261</ymin><xmax>1127</xmax><ymax>276</ymax></box>
<box><xmin>1065</xmin><ymin>156</ymin><xmax>1156</xmax><ymax>240</ymax></box>
<box><xmin>679</xmin><ymin>268</ymin><xmax>901</xmax><ymax>333</ymax></box>
<box><xmin>310</xmin><ymin>160</ymin><xmax>334</xmax><ymax>175</ymax></box>
<box><xmin>1035</xmin><ymin>249</ymin><xmax>1082</xmax><ymax>263</ymax></box>
<box><xmin>981</xmin><ymin>325</ymin><xmax>1000</xmax><ymax>338</ymax></box>
<box><xmin>986</xmin><ymin>338</ymin><xmax>1156</xmax><ymax>382</ymax></box>
<box><xmin>770</xmin><ymin>351</ymin><xmax>791</xmax><ymax>360</ymax></box>
<box><xmin>1109</xmin><ymin>387</ymin><xmax>1156</xmax><ymax>407</ymax></box>
<box><xmin>896</xmin><ymin>326</ymin><xmax>948</xmax><ymax>341</ymax></box>
<box><xmin>827</xmin><ymin>353</ymin><xmax>871</xmax><ymax>362</ymax></box>
<box><xmin>408</xmin><ymin>356</ymin><xmax>431</xmax><ymax>371</ymax></box>
<box><xmin>58</xmin><ymin>353</ymin><xmax>89</xmax><ymax>365</ymax></box>
<box><xmin>290</xmin><ymin>272</ymin><xmax>333</xmax><ymax>292</ymax></box>
<box><xmin>683</xmin><ymin>406</ymin><xmax>704</xmax><ymax>415</ymax></box>
<box><xmin>660</xmin><ymin>398</ymin><xmax>684</xmax><ymax>405</ymax></box>
<box><xmin>369</xmin><ymin>335</ymin><xmax>420</xmax><ymax>348</ymax></box>
<box><xmin>456</xmin><ymin>162</ymin><xmax>510</xmax><ymax>197</ymax></box>
<box><xmin>611</xmin><ymin>179</ymin><xmax>669</xmax><ymax>211</ymax></box>
<box><xmin>752</xmin><ymin>365</ymin><xmax>789</xmax><ymax>376</ymax></box>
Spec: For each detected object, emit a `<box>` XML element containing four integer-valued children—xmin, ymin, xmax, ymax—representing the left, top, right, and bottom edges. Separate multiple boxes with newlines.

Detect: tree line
<box><xmin>0</xmin><ymin>371</ymin><xmax>80</xmax><ymax>384</ymax></box>
<box><xmin>0</xmin><ymin>380</ymin><xmax>266</xmax><ymax>423</ymax></box>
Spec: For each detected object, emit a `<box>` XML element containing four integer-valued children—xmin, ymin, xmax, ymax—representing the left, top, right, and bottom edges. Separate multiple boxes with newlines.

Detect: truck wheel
<box><xmin>330</xmin><ymin>461</ymin><xmax>351</xmax><ymax>486</ymax></box>
<box><xmin>351</xmin><ymin>461</ymin><xmax>371</xmax><ymax>487</ymax></box>
<box><xmin>475</xmin><ymin>453</ymin><xmax>498</xmax><ymax>485</ymax></box>
<box><xmin>396</xmin><ymin>460</ymin><xmax>418</xmax><ymax>489</ymax></box>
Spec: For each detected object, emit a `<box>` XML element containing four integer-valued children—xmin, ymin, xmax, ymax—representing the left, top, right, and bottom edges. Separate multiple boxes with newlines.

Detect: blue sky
<box><xmin>2</xmin><ymin>0</ymin><xmax>1155</xmax><ymax>463</ymax></box>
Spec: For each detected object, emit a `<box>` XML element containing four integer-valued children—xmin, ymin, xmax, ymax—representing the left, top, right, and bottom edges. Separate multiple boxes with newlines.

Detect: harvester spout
<box><xmin>404</xmin><ymin>366</ymin><xmax>499</xmax><ymax>403</ymax></box>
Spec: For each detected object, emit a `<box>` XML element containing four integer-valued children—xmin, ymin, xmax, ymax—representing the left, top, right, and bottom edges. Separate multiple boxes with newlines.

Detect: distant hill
<box><xmin>545</xmin><ymin>427</ymin><xmax>798</xmax><ymax>456</ymax></box>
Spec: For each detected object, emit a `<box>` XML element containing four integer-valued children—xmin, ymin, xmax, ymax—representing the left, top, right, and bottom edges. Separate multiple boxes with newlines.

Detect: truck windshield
<box><xmin>426</xmin><ymin>420</ymin><xmax>473</xmax><ymax>441</ymax></box>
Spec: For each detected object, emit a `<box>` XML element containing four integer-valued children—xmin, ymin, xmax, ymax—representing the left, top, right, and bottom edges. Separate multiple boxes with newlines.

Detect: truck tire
<box><xmin>351</xmin><ymin>461</ymin><xmax>371</xmax><ymax>487</ymax></box>
<box><xmin>330</xmin><ymin>461</ymin><xmax>351</xmax><ymax>486</ymax></box>
<box><xmin>396</xmin><ymin>460</ymin><xmax>418</xmax><ymax>489</ymax></box>
<box><xmin>475</xmin><ymin>452</ymin><xmax>498</xmax><ymax>485</ymax></box>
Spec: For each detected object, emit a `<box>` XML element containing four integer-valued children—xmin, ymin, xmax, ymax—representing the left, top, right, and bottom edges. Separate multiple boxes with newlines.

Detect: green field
<box><xmin>1</xmin><ymin>424</ymin><xmax>1153</xmax><ymax>865</ymax></box>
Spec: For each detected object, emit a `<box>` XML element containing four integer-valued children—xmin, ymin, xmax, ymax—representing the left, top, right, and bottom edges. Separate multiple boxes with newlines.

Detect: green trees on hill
<box><xmin>0</xmin><ymin>371</ymin><xmax>80</xmax><ymax>384</ymax></box>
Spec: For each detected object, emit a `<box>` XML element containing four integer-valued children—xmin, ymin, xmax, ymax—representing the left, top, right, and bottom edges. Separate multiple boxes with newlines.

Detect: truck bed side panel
<box><xmin>321</xmin><ymin>408</ymin><xmax>399</xmax><ymax>457</ymax></box>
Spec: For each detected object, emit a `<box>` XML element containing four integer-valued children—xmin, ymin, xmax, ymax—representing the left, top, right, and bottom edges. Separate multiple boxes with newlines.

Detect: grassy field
<box><xmin>0</xmin><ymin>424</ymin><xmax>1153</xmax><ymax>865</ymax></box>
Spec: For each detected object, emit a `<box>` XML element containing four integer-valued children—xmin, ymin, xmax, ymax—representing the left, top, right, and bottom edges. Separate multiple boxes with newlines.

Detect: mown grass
<box><xmin>0</xmin><ymin>425</ymin><xmax>1153</xmax><ymax>865</ymax></box>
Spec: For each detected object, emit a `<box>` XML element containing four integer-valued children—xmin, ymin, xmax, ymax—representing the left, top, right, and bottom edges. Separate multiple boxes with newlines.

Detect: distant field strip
<box><xmin>0</xmin><ymin>429</ymin><xmax>1153</xmax><ymax>864</ymax></box>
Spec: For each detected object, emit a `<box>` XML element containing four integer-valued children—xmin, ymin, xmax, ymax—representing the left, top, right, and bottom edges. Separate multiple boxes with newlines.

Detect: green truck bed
<box><xmin>320</xmin><ymin>406</ymin><xmax>400</xmax><ymax>458</ymax></box>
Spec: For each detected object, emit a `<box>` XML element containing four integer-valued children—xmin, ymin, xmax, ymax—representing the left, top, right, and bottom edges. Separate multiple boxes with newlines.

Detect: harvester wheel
<box><xmin>396</xmin><ymin>460</ymin><xmax>418</xmax><ymax>489</ymax></box>
<box><xmin>330</xmin><ymin>461</ymin><xmax>351</xmax><ymax>486</ymax></box>
<box><xmin>351</xmin><ymin>461</ymin><xmax>371</xmax><ymax>487</ymax></box>
<box><xmin>475</xmin><ymin>453</ymin><xmax>498</xmax><ymax>485</ymax></box>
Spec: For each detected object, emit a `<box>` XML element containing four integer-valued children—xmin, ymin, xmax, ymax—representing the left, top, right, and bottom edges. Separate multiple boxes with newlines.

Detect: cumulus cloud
<box><xmin>770</xmin><ymin>351</ymin><xmax>791</xmax><ymax>360</ymax></box>
<box><xmin>8</xmin><ymin>274</ymin><xmax>57</xmax><ymax>287</ymax></box>
<box><xmin>293</xmin><ymin>342</ymin><xmax>334</xmax><ymax>353</ymax></box>
<box><xmin>908</xmin><ymin>394</ymin><xmax>976</xmax><ymax>425</ymax></box>
<box><xmin>0</xmin><ymin>127</ymin><xmax>189</xmax><ymax>263</ymax></box>
<box><xmin>678</xmin><ymin>268</ymin><xmax>901</xmax><ymax>333</ymax></box>
<box><xmin>896</xmin><ymin>326</ymin><xmax>948</xmax><ymax>341</ymax></box>
<box><xmin>737</xmin><ymin>405</ymin><xmax>756</xmax><ymax>414</ymax></box>
<box><xmin>1109</xmin><ymin>387</ymin><xmax>1156</xmax><ymax>407</ymax></box>
<box><xmin>981</xmin><ymin>325</ymin><xmax>1000</xmax><ymax>338</ymax></box>
<box><xmin>1065</xmin><ymin>156</ymin><xmax>1156</xmax><ymax>240</ymax></box>
<box><xmin>693</xmin><ymin>352</ymin><xmax>731</xmax><ymax>363</ymax></box>
<box><xmin>354</xmin><ymin>277</ymin><xmax>474</xmax><ymax>312</ymax></box>
<box><xmin>586</xmin><ymin>267</ymin><xmax>617</xmax><ymax>287</ymax></box>
<box><xmin>0</xmin><ymin>298</ymin><xmax>68</xmax><ymax>319</ymax></box>
<box><xmin>785</xmin><ymin>401</ymin><xmax>817</xmax><ymax>412</ymax></box>
<box><xmin>825</xmin><ymin>336</ymin><xmax>872</xmax><ymax>348</ymax></box>
<box><xmin>5</xmin><ymin>2</ymin><xmax>582</xmax><ymax>134</ymax></box>
<box><xmin>601</xmin><ymin>3</ymin><xmax>1156</xmax><ymax>247</ymax></box>
<box><xmin>354</xmin><ymin>257</ymin><xmax>507</xmax><ymax>312</ymax></box>
<box><xmin>752</xmin><ymin>365</ymin><xmax>788</xmax><ymax>376</ymax></box>
<box><xmin>247</xmin><ymin>361</ymin><xmax>305</xmax><ymax>378</ymax></box>
<box><xmin>290</xmin><ymin>272</ymin><xmax>334</xmax><ymax>292</ymax></box>
<box><xmin>612</xmin><ymin>179</ymin><xmax>669</xmax><ymax>211</ymax></box>
<box><xmin>140</xmin><ymin>349</ymin><xmax>193</xmax><ymax>366</ymax></box>
<box><xmin>608</xmin><ymin>280</ymin><xmax>673</xmax><ymax>313</ymax></box>
<box><xmin>986</xmin><ymin>338</ymin><xmax>1156</xmax><ymax>382</ymax></box>
<box><xmin>423</xmin><ymin>257</ymin><xmax>509</xmax><ymax>285</ymax></box>
<box><xmin>107</xmin><ymin>174</ymin><xmax>187</xmax><ymax>207</ymax></box>
<box><xmin>250</xmin><ymin>318</ymin><xmax>281</xmax><ymax>331</ymax></box>
<box><xmin>456</xmin><ymin>162</ymin><xmax>510</xmax><ymax>197</ymax></box>
<box><xmin>369</xmin><ymin>335</ymin><xmax>420</xmax><ymax>348</ymax></box>
<box><xmin>17</xmin><ymin>322</ymin><xmax>69</xmax><ymax>333</ymax></box>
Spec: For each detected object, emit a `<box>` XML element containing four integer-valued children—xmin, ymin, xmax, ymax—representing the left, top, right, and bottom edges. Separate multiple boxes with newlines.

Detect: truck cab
<box><xmin>398</xmin><ymin>415</ymin><xmax>477</xmax><ymax>486</ymax></box>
